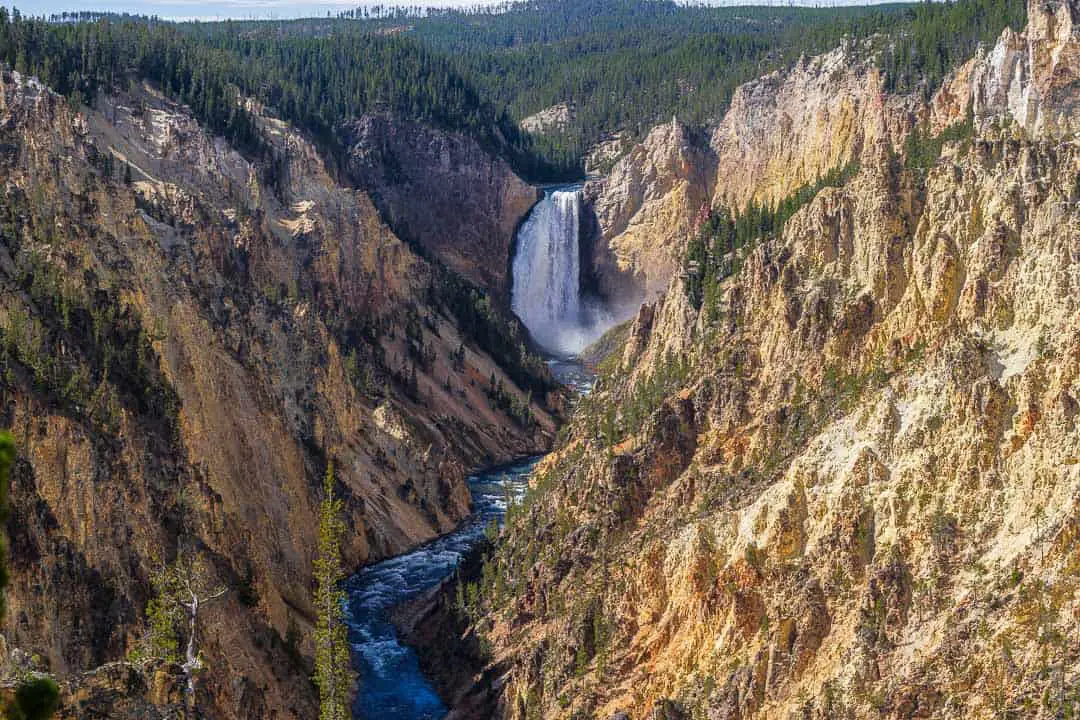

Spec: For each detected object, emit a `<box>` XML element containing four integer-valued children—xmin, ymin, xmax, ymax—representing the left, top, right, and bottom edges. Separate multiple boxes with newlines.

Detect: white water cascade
<box><xmin>511</xmin><ymin>188</ymin><xmax>612</xmax><ymax>356</ymax></box>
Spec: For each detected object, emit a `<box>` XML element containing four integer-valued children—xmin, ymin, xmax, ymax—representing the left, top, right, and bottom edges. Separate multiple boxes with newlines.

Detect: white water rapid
<box><xmin>511</xmin><ymin>188</ymin><xmax>612</xmax><ymax>356</ymax></box>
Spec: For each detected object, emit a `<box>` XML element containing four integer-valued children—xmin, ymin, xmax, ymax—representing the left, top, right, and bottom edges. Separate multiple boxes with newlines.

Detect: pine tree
<box><xmin>314</xmin><ymin>461</ymin><xmax>351</xmax><ymax>720</ymax></box>
<box><xmin>0</xmin><ymin>431</ymin><xmax>13</xmax><ymax>622</ymax></box>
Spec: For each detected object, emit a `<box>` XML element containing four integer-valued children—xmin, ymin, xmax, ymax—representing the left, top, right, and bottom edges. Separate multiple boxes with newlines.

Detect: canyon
<box><xmin>0</xmin><ymin>71</ymin><xmax>558</xmax><ymax>718</ymax></box>
<box><xmin>0</xmin><ymin>0</ymin><xmax>1075</xmax><ymax>718</ymax></box>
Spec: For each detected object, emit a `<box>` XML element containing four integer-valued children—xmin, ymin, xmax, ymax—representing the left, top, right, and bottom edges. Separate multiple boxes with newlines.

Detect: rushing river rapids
<box><xmin>345</xmin><ymin>459</ymin><xmax>537</xmax><ymax>720</ymax></box>
<box><xmin>347</xmin><ymin>362</ymin><xmax>592</xmax><ymax>719</ymax></box>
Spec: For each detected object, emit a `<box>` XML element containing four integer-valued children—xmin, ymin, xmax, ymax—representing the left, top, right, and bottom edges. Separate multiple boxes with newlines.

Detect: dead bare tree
<box><xmin>152</xmin><ymin>552</ymin><xmax>228</xmax><ymax>719</ymax></box>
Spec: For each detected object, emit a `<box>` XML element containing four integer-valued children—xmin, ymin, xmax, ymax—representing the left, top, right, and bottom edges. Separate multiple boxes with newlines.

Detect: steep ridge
<box><xmin>587</xmin><ymin>0</ymin><xmax>1078</xmax><ymax>305</ymax></box>
<box><xmin>471</xmin><ymin>2</ymin><xmax>1080</xmax><ymax>718</ymax></box>
<box><xmin>584</xmin><ymin>42</ymin><xmax>918</xmax><ymax>303</ymax></box>
<box><xmin>584</xmin><ymin>120</ymin><xmax>716</xmax><ymax>303</ymax></box>
<box><xmin>931</xmin><ymin>0</ymin><xmax>1078</xmax><ymax>138</ymax></box>
<box><xmin>0</xmin><ymin>72</ymin><xmax>555</xmax><ymax>718</ymax></box>
<box><xmin>707</xmin><ymin>43</ymin><xmax>915</xmax><ymax>211</ymax></box>
<box><xmin>341</xmin><ymin>113</ymin><xmax>541</xmax><ymax>298</ymax></box>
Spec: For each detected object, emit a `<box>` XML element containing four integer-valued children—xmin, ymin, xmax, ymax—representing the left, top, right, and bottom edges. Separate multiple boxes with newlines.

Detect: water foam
<box><xmin>511</xmin><ymin>188</ymin><xmax>615</xmax><ymax>356</ymax></box>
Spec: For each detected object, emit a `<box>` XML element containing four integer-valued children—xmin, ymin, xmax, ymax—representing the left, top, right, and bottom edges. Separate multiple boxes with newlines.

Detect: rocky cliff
<box><xmin>584</xmin><ymin>120</ymin><xmax>715</xmax><ymax>303</ymax></box>
<box><xmin>707</xmin><ymin>44</ymin><xmax>917</xmax><ymax>212</ymax></box>
<box><xmin>932</xmin><ymin>0</ymin><xmax>1078</xmax><ymax>139</ymax></box>
<box><xmin>584</xmin><ymin>44</ymin><xmax>918</xmax><ymax>305</ymax></box>
<box><xmin>341</xmin><ymin>113</ymin><xmax>540</xmax><ymax>297</ymax></box>
<box><xmin>521</xmin><ymin>104</ymin><xmax>575</xmax><ymax>135</ymax></box>
<box><xmin>0</xmin><ymin>72</ymin><xmax>556</xmax><ymax>718</ymax></box>
<box><xmin>589</xmin><ymin>0</ymin><xmax>1078</xmax><ymax>308</ymax></box>
<box><xmin>470</xmin><ymin>2</ymin><xmax>1080</xmax><ymax>718</ymax></box>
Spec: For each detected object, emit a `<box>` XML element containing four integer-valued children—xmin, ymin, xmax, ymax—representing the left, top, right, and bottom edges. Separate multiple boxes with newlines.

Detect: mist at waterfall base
<box><xmin>511</xmin><ymin>188</ymin><xmax>621</xmax><ymax>357</ymax></box>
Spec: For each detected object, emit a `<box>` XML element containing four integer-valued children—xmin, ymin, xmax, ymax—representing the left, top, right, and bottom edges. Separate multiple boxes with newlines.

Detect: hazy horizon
<box><xmin>6</xmin><ymin>0</ymin><xmax>917</xmax><ymax>22</ymax></box>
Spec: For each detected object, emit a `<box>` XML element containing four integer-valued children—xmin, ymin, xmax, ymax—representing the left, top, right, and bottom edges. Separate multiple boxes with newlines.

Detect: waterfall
<box><xmin>511</xmin><ymin>188</ymin><xmax>603</xmax><ymax>356</ymax></box>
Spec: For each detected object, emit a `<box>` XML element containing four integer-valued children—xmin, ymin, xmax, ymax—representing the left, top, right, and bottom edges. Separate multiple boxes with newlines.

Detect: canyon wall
<box><xmin>932</xmin><ymin>0</ymin><xmax>1078</xmax><ymax>138</ymax></box>
<box><xmin>585</xmin><ymin>0</ymin><xmax>1077</xmax><ymax>331</ymax></box>
<box><xmin>478</xmin><ymin>3</ymin><xmax>1080</xmax><ymax>718</ymax></box>
<box><xmin>584</xmin><ymin>43</ymin><xmax>918</xmax><ymax>304</ymax></box>
<box><xmin>341</xmin><ymin>113</ymin><xmax>541</xmax><ymax>298</ymax></box>
<box><xmin>0</xmin><ymin>74</ymin><xmax>554</xmax><ymax>718</ymax></box>
<box><xmin>583</xmin><ymin>120</ymin><xmax>715</xmax><ymax>303</ymax></box>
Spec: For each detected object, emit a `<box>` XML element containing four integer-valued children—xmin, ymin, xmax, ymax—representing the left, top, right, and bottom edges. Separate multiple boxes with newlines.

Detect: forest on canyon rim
<box><xmin>0</xmin><ymin>0</ymin><xmax>1076</xmax><ymax>718</ymax></box>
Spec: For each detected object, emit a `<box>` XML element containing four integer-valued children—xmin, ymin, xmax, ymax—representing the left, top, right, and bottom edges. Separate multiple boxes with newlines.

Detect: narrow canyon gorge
<box><xmin>0</xmin><ymin>0</ymin><xmax>1074</xmax><ymax>719</ymax></box>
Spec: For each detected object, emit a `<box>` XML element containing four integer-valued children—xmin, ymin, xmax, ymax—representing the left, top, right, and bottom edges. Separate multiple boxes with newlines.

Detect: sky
<box><xmin>6</xmin><ymin>0</ymin><xmax>898</xmax><ymax>21</ymax></box>
<box><xmin>6</xmin><ymin>0</ymin><xmax>489</xmax><ymax>21</ymax></box>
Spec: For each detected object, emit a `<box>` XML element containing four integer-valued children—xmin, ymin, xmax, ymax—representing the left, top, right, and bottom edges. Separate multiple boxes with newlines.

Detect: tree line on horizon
<box><xmin>0</xmin><ymin>0</ymin><xmax>1026</xmax><ymax>180</ymax></box>
<box><xmin>363</xmin><ymin>0</ymin><xmax>1024</xmax><ymax>165</ymax></box>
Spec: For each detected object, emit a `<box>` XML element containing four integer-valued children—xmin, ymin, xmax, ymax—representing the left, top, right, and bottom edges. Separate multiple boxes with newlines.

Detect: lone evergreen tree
<box><xmin>314</xmin><ymin>461</ymin><xmax>351</xmax><ymax>720</ymax></box>
<box><xmin>0</xmin><ymin>431</ymin><xmax>14</xmax><ymax>621</ymax></box>
<box><xmin>140</xmin><ymin>552</ymin><xmax>227</xmax><ymax>719</ymax></box>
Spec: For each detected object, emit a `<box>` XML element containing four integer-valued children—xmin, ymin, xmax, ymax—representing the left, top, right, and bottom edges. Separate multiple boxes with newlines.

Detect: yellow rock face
<box><xmin>587</xmin><ymin>119</ymin><xmax>717</xmax><ymax>302</ymax></box>
<box><xmin>710</xmin><ymin>49</ymin><xmax>909</xmax><ymax>212</ymax></box>
<box><xmin>484</xmin><ymin>4</ymin><xmax>1080</xmax><ymax>718</ymax></box>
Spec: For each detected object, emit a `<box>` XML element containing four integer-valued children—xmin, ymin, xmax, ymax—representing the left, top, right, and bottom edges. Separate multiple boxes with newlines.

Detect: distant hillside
<box><xmin>342</xmin><ymin>0</ymin><xmax>1026</xmax><ymax>170</ymax></box>
<box><xmin>0</xmin><ymin>0</ymin><xmax>1027</xmax><ymax>179</ymax></box>
<box><xmin>0</xmin><ymin>9</ymin><xmax>570</xmax><ymax>179</ymax></box>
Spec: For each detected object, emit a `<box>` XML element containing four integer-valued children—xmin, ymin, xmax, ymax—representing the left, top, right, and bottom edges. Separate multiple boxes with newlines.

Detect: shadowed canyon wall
<box><xmin>342</xmin><ymin>113</ymin><xmax>541</xmax><ymax>299</ymax></box>
<box><xmin>0</xmin><ymin>73</ymin><xmax>555</xmax><ymax>718</ymax></box>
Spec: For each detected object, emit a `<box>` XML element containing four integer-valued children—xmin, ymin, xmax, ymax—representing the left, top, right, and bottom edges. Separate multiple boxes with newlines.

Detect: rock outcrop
<box><xmin>933</xmin><ymin>0</ymin><xmax>1079</xmax><ymax>138</ymax></box>
<box><xmin>707</xmin><ymin>43</ymin><xmax>915</xmax><ymax>211</ymax></box>
<box><xmin>584</xmin><ymin>119</ymin><xmax>716</xmax><ymax>302</ymax></box>
<box><xmin>54</xmin><ymin>661</ymin><xmax>186</xmax><ymax>720</ymax></box>
<box><xmin>584</xmin><ymin>132</ymin><xmax>632</xmax><ymax>176</ymax></box>
<box><xmin>341</xmin><ymin>113</ymin><xmax>540</xmax><ymax>297</ymax></box>
<box><xmin>520</xmin><ymin>103</ymin><xmax>575</xmax><ymax>135</ymax></box>
<box><xmin>0</xmin><ymin>72</ymin><xmax>556</xmax><ymax>718</ymax></box>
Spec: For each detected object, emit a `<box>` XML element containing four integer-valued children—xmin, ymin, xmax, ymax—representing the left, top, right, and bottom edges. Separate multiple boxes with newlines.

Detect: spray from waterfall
<box><xmin>511</xmin><ymin>188</ymin><xmax>614</xmax><ymax>356</ymax></box>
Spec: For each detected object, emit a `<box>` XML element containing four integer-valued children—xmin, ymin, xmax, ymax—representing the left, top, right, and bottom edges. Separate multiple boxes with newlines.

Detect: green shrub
<box><xmin>7</xmin><ymin>677</ymin><xmax>60</xmax><ymax>720</ymax></box>
<box><xmin>904</xmin><ymin>115</ymin><xmax>974</xmax><ymax>172</ymax></box>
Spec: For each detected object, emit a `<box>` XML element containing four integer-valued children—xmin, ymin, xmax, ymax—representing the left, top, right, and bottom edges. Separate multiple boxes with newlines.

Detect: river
<box><xmin>346</xmin><ymin>360</ymin><xmax>592</xmax><ymax>720</ymax></box>
<box><xmin>344</xmin><ymin>457</ymin><xmax>538</xmax><ymax>720</ymax></box>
